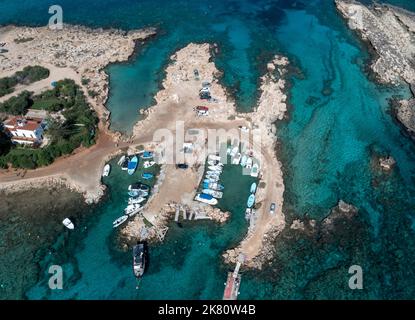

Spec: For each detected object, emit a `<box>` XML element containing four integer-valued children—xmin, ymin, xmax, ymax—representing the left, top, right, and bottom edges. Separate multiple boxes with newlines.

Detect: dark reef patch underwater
<box><xmin>0</xmin><ymin>0</ymin><xmax>415</xmax><ymax>299</ymax></box>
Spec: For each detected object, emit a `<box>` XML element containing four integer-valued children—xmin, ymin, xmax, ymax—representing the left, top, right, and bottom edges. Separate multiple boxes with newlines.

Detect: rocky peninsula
<box><xmin>335</xmin><ymin>0</ymin><xmax>415</xmax><ymax>137</ymax></box>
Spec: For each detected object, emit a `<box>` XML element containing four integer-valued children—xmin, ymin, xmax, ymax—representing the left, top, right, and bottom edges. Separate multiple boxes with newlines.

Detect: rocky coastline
<box><xmin>335</xmin><ymin>0</ymin><xmax>415</xmax><ymax>138</ymax></box>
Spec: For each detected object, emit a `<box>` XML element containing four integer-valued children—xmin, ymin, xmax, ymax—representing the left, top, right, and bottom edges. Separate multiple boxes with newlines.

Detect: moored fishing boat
<box><xmin>203</xmin><ymin>182</ymin><xmax>224</xmax><ymax>191</ymax></box>
<box><xmin>209</xmin><ymin>154</ymin><xmax>221</xmax><ymax>162</ymax></box>
<box><xmin>195</xmin><ymin>193</ymin><xmax>218</xmax><ymax>205</ymax></box>
<box><xmin>62</xmin><ymin>218</ymin><xmax>74</xmax><ymax>230</ymax></box>
<box><xmin>117</xmin><ymin>155</ymin><xmax>126</xmax><ymax>166</ymax></box>
<box><xmin>245</xmin><ymin>157</ymin><xmax>253</xmax><ymax>169</ymax></box>
<box><xmin>230</xmin><ymin>146</ymin><xmax>239</xmax><ymax>158</ymax></box>
<box><xmin>208</xmin><ymin>165</ymin><xmax>222</xmax><ymax>172</ymax></box>
<box><xmin>232</xmin><ymin>153</ymin><xmax>241</xmax><ymax>165</ymax></box>
<box><xmin>208</xmin><ymin>160</ymin><xmax>223</xmax><ymax>167</ymax></box>
<box><xmin>121</xmin><ymin>156</ymin><xmax>130</xmax><ymax>171</ymax></box>
<box><xmin>143</xmin><ymin>161</ymin><xmax>156</xmax><ymax>169</ymax></box>
<box><xmin>133</xmin><ymin>242</ymin><xmax>147</xmax><ymax>279</ymax></box>
<box><xmin>141</xmin><ymin>151</ymin><xmax>154</xmax><ymax>159</ymax></box>
<box><xmin>113</xmin><ymin>215</ymin><xmax>128</xmax><ymax>228</ymax></box>
<box><xmin>202</xmin><ymin>189</ymin><xmax>223</xmax><ymax>199</ymax></box>
<box><xmin>141</xmin><ymin>172</ymin><xmax>154</xmax><ymax>180</ymax></box>
<box><xmin>128</xmin><ymin>197</ymin><xmax>146</xmax><ymax>205</ymax></box>
<box><xmin>240</xmin><ymin>154</ymin><xmax>248</xmax><ymax>167</ymax></box>
<box><xmin>247</xmin><ymin>194</ymin><xmax>255</xmax><ymax>208</ymax></box>
<box><xmin>102</xmin><ymin>164</ymin><xmax>111</xmax><ymax>177</ymax></box>
<box><xmin>250</xmin><ymin>182</ymin><xmax>257</xmax><ymax>194</ymax></box>
<box><xmin>125</xmin><ymin>204</ymin><xmax>143</xmax><ymax>216</ymax></box>
<box><xmin>204</xmin><ymin>177</ymin><xmax>219</xmax><ymax>183</ymax></box>
<box><xmin>127</xmin><ymin>156</ymin><xmax>139</xmax><ymax>175</ymax></box>
<box><xmin>250</xmin><ymin>163</ymin><xmax>259</xmax><ymax>178</ymax></box>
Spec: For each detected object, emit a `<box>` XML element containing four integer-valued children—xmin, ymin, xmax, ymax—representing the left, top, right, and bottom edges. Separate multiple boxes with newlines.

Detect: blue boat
<box><xmin>141</xmin><ymin>151</ymin><xmax>154</xmax><ymax>159</ymax></box>
<box><xmin>127</xmin><ymin>156</ymin><xmax>139</xmax><ymax>175</ymax></box>
<box><xmin>250</xmin><ymin>182</ymin><xmax>257</xmax><ymax>194</ymax></box>
<box><xmin>128</xmin><ymin>190</ymin><xmax>140</xmax><ymax>197</ymax></box>
<box><xmin>141</xmin><ymin>173</ymin><xmax>154</xmax><ymax>180</ymax></box>
<box><xmin>247</xmin><ymin>194</ymin><xmax>255</xmax><ymax>208</ymax></box>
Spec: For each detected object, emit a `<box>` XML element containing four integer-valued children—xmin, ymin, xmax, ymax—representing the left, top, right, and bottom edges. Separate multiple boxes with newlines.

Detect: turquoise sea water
<box><xmin>1</xmin><ymin>0</ymin><xmax>415</xmax><ymax>299</ymax></box>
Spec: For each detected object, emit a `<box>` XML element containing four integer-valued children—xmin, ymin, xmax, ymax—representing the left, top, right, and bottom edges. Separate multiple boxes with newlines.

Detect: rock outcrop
<box><xmin>335</xmin><ymin>0</ymin><xmax>415</xmax><ymax>137</ymax></box>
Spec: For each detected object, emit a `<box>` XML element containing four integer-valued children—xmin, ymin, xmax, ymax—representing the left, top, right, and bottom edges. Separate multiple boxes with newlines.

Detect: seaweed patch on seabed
<box><xmin>245</xmin><ymin>201</ymin><xmax>372</xmax><ymax>299</ymax></box>
<box><xmin>0</xmin><ymin>187</ymin><xmax>94</xmax><ymax>299</ymax></box>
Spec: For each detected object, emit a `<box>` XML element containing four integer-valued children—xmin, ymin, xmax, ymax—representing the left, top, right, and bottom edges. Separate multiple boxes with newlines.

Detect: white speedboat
<box><xmin>125</xmin><ymin>204</ymin><xmax>143</xmax><ymax>217</ymax></box>
<box><xmin>113</xmin><ymin>215</ymin><xmax>128</xmax><ymax>228</ymax></box>
<box><xmin>240</xmin><ymin>155</ymin><xmax>248</xmax><ymax>167</ymax></box>
<box><xmin>230</xmin><ymin>146</ymin><xmax>239</xmax><ymax>158</ymax></box>
<box><xmin>62</xmin><ymin>218</ymin><xmax>74</xmax><ymax>230</ymax></box>
<box><xmin>232</xmin><ymin>153</ymin><xmax>241</xmax><ymax>165</ymax></box>
<box><xmin>128</xmin><ymin>197</ymin><xmax>146</xmax><ymax>205</ymax></box>
<box><xmin>117</xmin><ymin>155</ymin><xmax>126</xmax><ymax>166</ymax></box>
<box><xmin>202</xmin><ymin>189</ymin><xmax>223</xmax><ymax>199</ymax></box>
<box><xmin>143</xmin><ymin>161</ymin><xmax>156</xmax><ymax>169</ymax></box>
<box><xmin>208</xmin><ymin>154</ymin><xmax>221</xmax><ymax>161</ymax></box>
<box><xmin>208</xmin><ymin>165</ymin><xmax>222</xmax><ymax>172</ymax></box>
<box><xmin>250</xmin><ymin>163</ymin><xmax>259</xmax><ymax>178</ymax></box>
<box><xmin>246</xmin><ymin>157</ymin><xmax>253</xmax><ymax>169</ymax></box>
<box><xmin>195</xmin><ymin>193</ymin><xmax>218</xmax><ymax>205</ymax></box>
<box><xmin>208</xmin><ymin>160</ymin><xmax>223</xmax><ymax>167</ymax></box>
<box><xmin>102</xmin><ymin>164</ymin><xmax>111</xmax><ymax>177</ymax></box>
<box><xmin>206</xmin><ymin>174</ymin><xmax>220</xmax><ymax>181</ymax></box>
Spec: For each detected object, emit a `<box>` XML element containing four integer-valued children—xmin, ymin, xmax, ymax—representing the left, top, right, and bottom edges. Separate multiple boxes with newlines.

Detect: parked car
<box><xmin>176</xmin><ymin>163</ymin><xmax>189</xmax><ymax>169</ymax></box>
<box><xmin>269</xmin><ymin>203</ymin><xmax>276</xmax><ymax>215</ymax></box>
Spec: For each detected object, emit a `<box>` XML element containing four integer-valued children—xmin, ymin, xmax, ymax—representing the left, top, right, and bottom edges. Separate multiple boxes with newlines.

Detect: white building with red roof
<box><xmin>3</xmin><ymin>116</ymin><xmax>46</xmax><ymax>146</ymax></box>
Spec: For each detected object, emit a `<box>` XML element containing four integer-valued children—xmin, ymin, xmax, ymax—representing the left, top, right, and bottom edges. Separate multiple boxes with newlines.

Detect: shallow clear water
<box><xmin>1</xmin><ymin>0</ymin><xmax>415</xmax><ymax>299</ymax></box>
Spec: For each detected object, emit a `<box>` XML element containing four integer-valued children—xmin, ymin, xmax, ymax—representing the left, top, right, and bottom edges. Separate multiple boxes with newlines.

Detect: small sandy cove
<box><xmin>0</xmin><ymin>25</ymin><xmax>288</xmax><ymax>268</ymax></box>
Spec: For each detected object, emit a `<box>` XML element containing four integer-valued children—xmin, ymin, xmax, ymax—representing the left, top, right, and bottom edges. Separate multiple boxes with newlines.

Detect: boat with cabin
<box><xmin>202</xmin><ymin>189</ymin><xmax>223</xmax><ymax>199</ymax></box>
<box><xmin>247</xmin><ymin>194</ymin><xmax>255</xmax><ymax>208</ymax></box>
<box><xmin>141</xmin><ymin>151</ymin><xmax>154</xmax><ymax>159</ymax></box>
<box><xmin>250</xmin><ymin>182</ymin><xmax>257</xmax><ymax>194</ymax></box>
<box><xmin>195</xmin><ymin>193</ymin><xmax>218</xmax><ymax>205</ymax></box>
<box><xmin>250</xmin><ymin>163</ymin><xmax>259</xmax><ymax>178</ymax></box>
<box><xmin>143</xmin><ymin>161</ymin><xmax>156</xmax><ymax>169</ymax></box>
<box><xmin>141</xmin><ymin>173</ymin><xmax>154</xmax><ymax>180</ymax></box>
<box><xmin>113</xmin><ymin>215</ymin><xmax>128</xmax><ymax>228</ymax></box>
<box><xmin>62</xmin><ymin>218</ymin><xmax>74</xmax><ymax>230</ymax></box>
<box><xmin>133</xmin><ymin>242</ymin><xmax>147</xmax><ymax>279</ymax></box>
<box><xmin>127</xmin><ymin>156</ymin><xmax>139</xmax><ymax>175</ymax></box>
<box><xmin>102</xmin><ymin>164</ymin><xmax>111</xmax><ymax>177</ymax></box>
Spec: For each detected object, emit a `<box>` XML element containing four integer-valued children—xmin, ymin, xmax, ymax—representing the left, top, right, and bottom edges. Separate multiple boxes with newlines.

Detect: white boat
<box><xmin>230</xmin><ymin>146</ymin><xmax>239</xmax><ymax>158</ymax></box>
<box><xmin>208</xmin><ymin>165</ymin><xmax>222</xmax><ymax>172</ymax></box>
<box><xmin>205</xmin><ymin>177</ymin><xmax>220</xmax><ymax>183</ymax></box>
<box><xmin>195</xmin><ymin>193</ymin><xmax>218</xmax><ymax>205</ymax></box>
<box><xmin>209</xmin><ymin>154</ymin><xmax>221</xmax><ymax>161</ymax></box>
<box><xmin>245</xmin><ymin>208</ymin><xmax>252</xmax><ymax>220</ymax></box>
<box><xmin>232</xmin><ymin>153</ymin><xmax>241</xmax><ymax>165</ymax></box>
<box><xmin>202</xmin><ymin>189</ymin><xmax>223</xmax><ymax>199</ymax></box>
<box><xmin>250</xmin><ymin>163</ymin><xmax>259</xmax><ymax>178</ymax></box>
<box><xmin>128</xmin><ymin>197</ymin><xmax>146</xmax><ymax>205</ymax></box>
<box><xmin>143</xmin><ymin>161</ymin><xmax>156</xmax><ymax>169</ymax></box>
<box><xmin>62</xmin><ymin>218</ymin><xmax>74</xmax><ymax>230</ymax></box>
<box><xmin>113</xmin><ymin>215</ymin><xmax>128</xmax><ymax>228</ymax></box>
<box><xmin>246</xmin><ymin>157</ymin><xmax>253</xmax><ymax>169</ymax></box>
<box><xmin>206</xmin><ymin>170</ymin><xmax>221</xmax><ymax>176</ymax></box>
<box><xmin>102</xmin><ymin>164</ymin><xmax>111</xmax><ymax>177</ymax></box>
<box><xmin>226</xmin><ymin>147</ymin><xmax>231</xmax><ymax>155</ymax></box>
<box><xmin>208</xmin><ymin>160</ymin><xmax>223</xmax><ymax>167</ymax></box>
<box><xmin>117</xmin><ymin>155</ymin><xmax>126</xmax><ymax>166</ymax></box>
<box><xmin>240</xmin><ymin>155</ymin><xmax>248</xmax><ymax>167</ymax></box>
<box><xmin>125</xmin><ymin>204</ymin><xmax>143</xmax><ymax>216</ymax></box>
